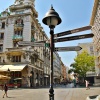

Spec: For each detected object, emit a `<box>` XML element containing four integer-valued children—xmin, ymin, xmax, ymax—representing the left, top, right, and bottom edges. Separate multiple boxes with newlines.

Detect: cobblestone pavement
<box><xmin>0</xmin><ymin>87</ymin><xmax>100</xmax><ymax>100</ymax></box>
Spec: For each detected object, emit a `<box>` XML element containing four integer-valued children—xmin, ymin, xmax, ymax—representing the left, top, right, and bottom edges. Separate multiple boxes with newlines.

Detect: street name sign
<box><xmin>54</xmin><ymin>26</ymin><xmax>92</xmax><ymax>38</ymax></box>
<box><xmin>18</xmin><ymin>41</ymin><xmax>45</xmax><ymax>47</ymax></box>
<box><xmin>55</xmin><ymin>46</ymin><xmax>82</xmax><ymax>52</ymax></box>
<box><xmin>54</xmin><ymin>33</ymin><xmax>94</xmax><ymax>43</ymax></box>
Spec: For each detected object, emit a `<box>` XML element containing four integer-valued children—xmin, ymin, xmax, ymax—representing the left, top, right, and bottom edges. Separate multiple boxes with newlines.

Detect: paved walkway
<box><xmin>0</xmin><ymin>87</ymin><xmax>100</xmax><ymax>100</ymax></box>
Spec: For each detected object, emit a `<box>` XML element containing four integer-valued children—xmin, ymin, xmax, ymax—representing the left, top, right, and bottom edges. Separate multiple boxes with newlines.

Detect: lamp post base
<box><xmin>49</xmin><ymin>87</ymin><xmax>54</xmax><ymax>100</ymax></box>
<box><xmin>49</xmin><ymin>94</ymin><xmax>54</xmax><ymax>100</ymax></box>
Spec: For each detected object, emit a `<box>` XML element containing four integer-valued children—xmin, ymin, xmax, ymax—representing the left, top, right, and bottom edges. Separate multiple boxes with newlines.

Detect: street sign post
<box><xmin>54</xmin><ymin>26</ymin><xmax>92</xmax><ymax>38</ymax></box>
<box><xmin>54</xmin><ymin>33</ymin><xmax>94</xmax><ymax>43</ymax></box>
<box><xmin>18</xmin><ymin>41</ymin><xmax>50</xmax><ymax>47</ymax></box>
<box><xmin>18</xmin><ymin>41</ymin><xmax>45</xmax><ymax>47</ymax></box>
<box><xmin>55</xmin><ymin>46</ymin><xmax>82</xmax><ymax>52</ymax></box>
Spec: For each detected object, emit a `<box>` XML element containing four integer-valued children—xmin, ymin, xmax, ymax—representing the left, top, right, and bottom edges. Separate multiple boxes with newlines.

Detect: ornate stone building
<box><xmin>0</xmin><ymin>0</ymin><xmax>50</xmax><ymax>87</ymax></box>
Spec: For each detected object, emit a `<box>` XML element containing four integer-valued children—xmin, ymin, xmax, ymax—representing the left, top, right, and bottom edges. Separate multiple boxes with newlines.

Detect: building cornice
<box><xmin>0</xmin><ymin>12</ymin><xmax>31</xmax><ymax>20</ymax></box>
<box><xmin>9</xmin><ymin>4</ymin><xmax>38</xmax><ymax>18</ymax></box>
<box><xmin>90</xmin><ymin>0</ymin><xmax>99</xmax><ymax>25</ymax></box>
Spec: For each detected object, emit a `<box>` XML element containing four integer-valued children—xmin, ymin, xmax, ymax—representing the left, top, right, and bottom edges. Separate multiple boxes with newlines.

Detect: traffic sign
<box><xmin>55</xmin><ymin>46</ymin><xmax>82</xmax><ymax>52</ymax></box>
<box><xmin>54</xmin><ymin>33</ymin><xmax>94</xmax><ymax>43</ymax></box>
<box><xmin>54</xmin><ymin>26</ymin><xmax>92</xmax><ymax>38</ymax></box>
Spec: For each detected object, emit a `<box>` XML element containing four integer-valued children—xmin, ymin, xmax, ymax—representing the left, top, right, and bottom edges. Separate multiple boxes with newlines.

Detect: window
<box><xmin>12</xmin><ymin>56</ymin><xmax>21</xmax><ymax>62</ymax></box>
<box><xmin>31</xmin><ymin>58</ymin><xmax>35</xmax><ymax>64</ymax></box>
<box><xmin>40</xmin><ymin>62</ymin><xmax>43</xmax><ymax>68</ymax></box>
<box><xmin>15</xmin><ymin>30</ymin><xmax>23</xmax><ymax>36</ymax></box>
<box><xmin>15</xmin><ymin>19</ymin><xmax>23</xmax><ymax>25</ymax></box>
<box><xmin>0</xmin><ymin>33</ymin><xmax>4</xmax><ymax>39</ymax></box>
<box><xmin>0</xmin><ymin>57</ymin><xmax>1</xmax><ymax>62</ymax></box>
<box><xmin>13</xmin><ymin>42</ymin><xmax>18</xmax><ymax>47</ymax></box>
<box><xmin>0</xmin><ymin>45</ymin><xmax>3</xmax><ymax>52</ymax></box>
<box><xmin>90</xmin><ymin>46</ymin><xmax>94</xmax><ymax>53</ymax></box>
<box><xmin>1</xmin><ymin>22</ymin><xmax>5</xmax><ymax>29</ymax></box>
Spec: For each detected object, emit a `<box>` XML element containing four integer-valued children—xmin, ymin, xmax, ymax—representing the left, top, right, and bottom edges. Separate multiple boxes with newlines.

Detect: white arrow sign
<box><xmin>18</xmin><ymin>41</ymin><xmax>45</xmax><ymax>47</ymax></box>
<box><xmin>55</xmin><ymin>46</ymin><xmax>82</xmax><ymax>52</ymax></box>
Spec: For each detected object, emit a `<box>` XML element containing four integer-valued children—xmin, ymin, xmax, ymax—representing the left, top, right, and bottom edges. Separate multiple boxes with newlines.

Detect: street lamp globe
<box><xmin>42</xmin><ymin>5</ymin><xmax>62</xmax><ymax>28</ymax></box>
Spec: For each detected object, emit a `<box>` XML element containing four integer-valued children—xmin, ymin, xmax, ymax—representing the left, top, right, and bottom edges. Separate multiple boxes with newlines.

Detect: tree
<box><xmin>70</xmin><ymin>51</ymin><xmax>95</xmax><ymax>79</ymax></box>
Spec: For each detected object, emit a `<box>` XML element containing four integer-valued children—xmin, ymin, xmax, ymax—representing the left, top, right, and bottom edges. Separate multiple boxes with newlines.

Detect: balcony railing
<box><xmin>31</xmin><ymin>26</ymin><xmax>36</xmax><ymax>32</ymax></box>
<box><xmin>14</xmin><ymin>24</ymin><xmax>24</xmax><ymax>30</ymax></box>
<box><xmin>12</xmin><ymin>35</ymin><xmax>23</xmax><ymax>41</ymax></box>
<box><xmin>31</xmin><ymin>37</ymin><xmax>35</xmax><ymax>42</ymax></box>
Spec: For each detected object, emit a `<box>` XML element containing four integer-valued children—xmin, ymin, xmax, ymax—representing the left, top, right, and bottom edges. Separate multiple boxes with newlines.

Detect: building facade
<box><xmin>90</xmin><ymin>0</ymin><xmax>100</xmax><ymax>84</ymax></box>
<box><xmin>0</xmin><ymin>0</ymin><xmax>50</xmax><ymax>87</ymax></box>
<box><xmin>0</xmin><ymin>0</ymin><xmax>63</xmax><ymax>87</ymax></box>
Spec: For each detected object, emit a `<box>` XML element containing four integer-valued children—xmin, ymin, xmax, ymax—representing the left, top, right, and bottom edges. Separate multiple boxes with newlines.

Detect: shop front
<box><xmin>0</xmin><ymin>64</ymin><xmax>28</xmax><ymax>88</ymax></box>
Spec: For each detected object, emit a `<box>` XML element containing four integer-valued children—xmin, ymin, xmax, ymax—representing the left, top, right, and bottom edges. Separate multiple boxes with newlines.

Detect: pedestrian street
<box><xmin>0</xmin><ymin>87</ymin><xmax>100</xmax><ymax>100</ymax></box>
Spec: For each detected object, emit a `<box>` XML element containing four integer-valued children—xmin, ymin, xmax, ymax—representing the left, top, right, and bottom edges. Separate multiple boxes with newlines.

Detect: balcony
<box><xmin>6</xmin><ymin>49</ymin><xmax>23</xmax><ymax>56</ymax></box>
<box><xmin>14</xmin><ymin>24</ymin><xmax>24</xmax><ymax>30</ymax></box>
<box><xmin>12</xmin><ymin>35</ymin><xmax>23</xmax><ymax>41</ymax></box>
<box><xmin>31</xmin><ymin>26</ymin><xmax>36</xmax><ymax>32</ymax></box>
<box><xmin>31</xmin><ymin>37</ymin><xmax>35</xmax><ymax>42</ymax></box>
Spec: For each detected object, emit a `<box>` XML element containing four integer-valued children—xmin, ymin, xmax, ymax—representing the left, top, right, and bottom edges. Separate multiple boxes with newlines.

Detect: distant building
<box><xmin>77</xmin><ymin>42</ymin><xmax>94</xmax><ymax>55</ymax></box>
<box><xmin>77</xmin><ymin>42</ymin><xmax>96</xmax><ymax>84</ymax></box>
<box><xmin>61</xmin><ymin>61</ymin><xmax>67</xmax><ymax>83</ymax></box>
<box><xmin>53</xmin><ymin>52</ymin><xmax>61</xmax><ymax>84</ymax></box>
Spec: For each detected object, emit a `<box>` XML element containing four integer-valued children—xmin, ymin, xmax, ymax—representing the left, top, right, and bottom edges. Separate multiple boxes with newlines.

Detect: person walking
<box><xmin>2</xmin><ymin>83</ymin><xmax>8</xmax><ymax>98</ymax></box>
<box><xmin>85</xmin><ymin>80</ymin><xmax>90</xmax><ymax>90</ymax></box>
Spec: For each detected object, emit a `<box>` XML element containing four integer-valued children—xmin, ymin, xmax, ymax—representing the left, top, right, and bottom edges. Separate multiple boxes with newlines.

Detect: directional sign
<box><xmin>54</xmin><ymin>26</ymin><xmax>92</xmax><ymax>38</ymax></box>
<box><xmin>55</xmin><ymin>46</ymin><xmax>82</xmax><ymax>52</ymax></box>
<box><xmin>18</xmin><ymin>41</ymin><xmax>45</xmax><ymax>47</ymax></box>
<box><xmin>18</xmin><ymin>41</ymin><xmax>50</xmax><ymax>47</ymax></box>
<box><xmin>54</xmin><ymin>33</ymin><xmax>94</xmax><ymax>43</ymax></box>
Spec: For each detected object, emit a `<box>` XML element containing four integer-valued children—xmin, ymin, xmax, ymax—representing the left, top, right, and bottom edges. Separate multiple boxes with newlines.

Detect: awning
<box><xmin>0</xmin><ymin>64</ymin><xmax>27</xmax><ymax>71</ymax></box>
<box><xmin>0</xmin><ymin>74</ymin><xmax>11</xmax><ymax>80</ymax></box>
<box><xmin>14</xmin><ymin>78</ymin><xmax>22</xmax><ymax>80</ymax></box>
<box><xmin>44</xmin><ymin>75</ymin><xmax>49</xmax><ymax>77</ymax></box>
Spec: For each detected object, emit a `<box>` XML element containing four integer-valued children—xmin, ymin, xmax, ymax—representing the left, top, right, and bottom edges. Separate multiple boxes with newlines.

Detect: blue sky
<box><xmin>0</xmin><ymin>0</ymin><xmax>94</xmax><ymax>67</ymax></box>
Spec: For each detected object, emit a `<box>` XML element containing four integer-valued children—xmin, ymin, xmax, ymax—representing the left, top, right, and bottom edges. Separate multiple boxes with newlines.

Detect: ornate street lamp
<box><xmin>7</xmin><ymin>68</ymin><xmax>10</xmax><ymax>76</ymax></box>
<box><xmin>42</xmin><ymin>5</ymin><xmax>62</xmax><ymax>100</ymax></box>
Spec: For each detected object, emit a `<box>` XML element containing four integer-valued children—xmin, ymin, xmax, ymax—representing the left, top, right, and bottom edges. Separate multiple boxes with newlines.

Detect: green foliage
<box><xmin>70</xmin><ymin>51</ymin><xmax>95</xmax><ymax>77</ymax></box>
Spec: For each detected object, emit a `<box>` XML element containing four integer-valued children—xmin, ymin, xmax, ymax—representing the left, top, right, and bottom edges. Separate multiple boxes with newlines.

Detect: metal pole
<box><xmin>49</xmin><ymin>28</ymin><xmax>54</xmax><ymax>100</ymax></box>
